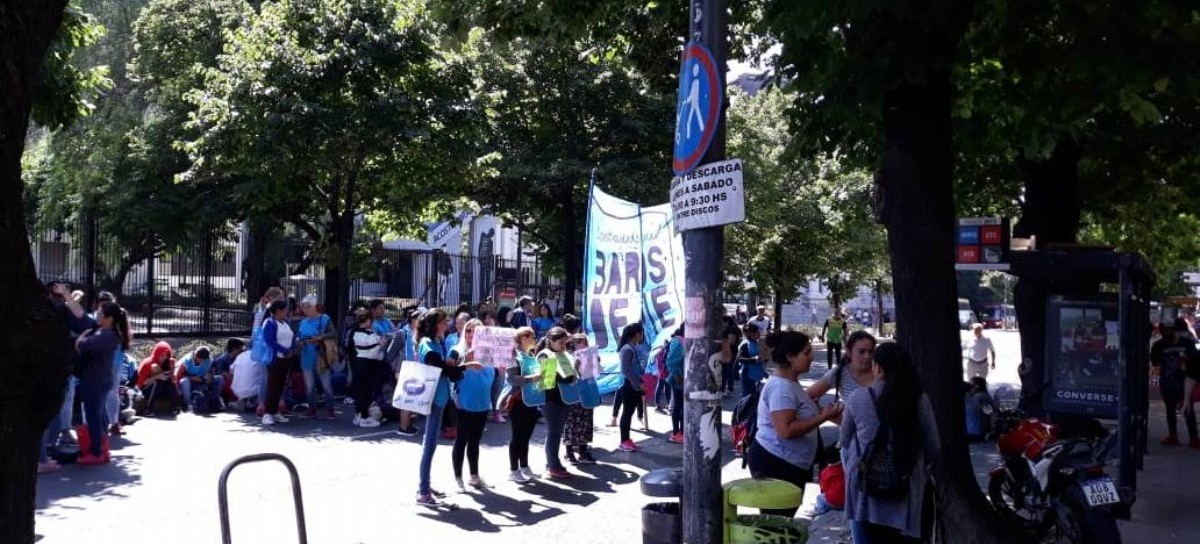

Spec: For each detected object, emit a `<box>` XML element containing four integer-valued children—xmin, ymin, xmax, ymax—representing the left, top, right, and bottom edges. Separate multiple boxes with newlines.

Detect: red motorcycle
<box><xmin>987</xmin><ymin>409</ymin><xmax>1135</xmax><ymax>544</ymax></box>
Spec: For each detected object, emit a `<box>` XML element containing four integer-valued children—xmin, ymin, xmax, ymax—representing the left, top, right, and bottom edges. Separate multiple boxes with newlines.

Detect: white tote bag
<box><xmin>391</xmin><ymin>361</ymin><xmax>442</xmax><ymax>415</ymax></box>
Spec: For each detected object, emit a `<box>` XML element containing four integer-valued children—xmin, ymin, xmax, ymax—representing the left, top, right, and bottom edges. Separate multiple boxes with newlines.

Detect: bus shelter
<box><xmin>1008</xmin><ymin>248</ymin><xmax>1153</xmax><ymax>491</ymax></box>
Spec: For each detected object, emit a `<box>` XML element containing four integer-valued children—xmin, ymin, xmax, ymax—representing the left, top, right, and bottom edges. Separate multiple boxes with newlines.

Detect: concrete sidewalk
<box><xmin>805</xmin><ymin>403</ymin><xmax>1200</xmax><ymax>543</ymax></box>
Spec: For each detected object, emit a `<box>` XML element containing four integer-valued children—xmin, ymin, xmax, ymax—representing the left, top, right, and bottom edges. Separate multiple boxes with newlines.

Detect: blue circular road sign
<box><xmin>672</xmin><ymin>41</ymin><xmax>722</xmax><ymax>176</ymax></box>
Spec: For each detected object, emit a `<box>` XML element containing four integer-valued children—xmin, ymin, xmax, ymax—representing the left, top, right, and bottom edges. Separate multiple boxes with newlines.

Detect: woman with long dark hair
<box><xmin>807</xmin><ymin>330</ymin><xmax>877</xmax><ymax>409</ymax></box>
<box><xmin>614</xmin><ymin>323</ymin><xmax>646</xmax><ymax>452</ymax></box>
<box><xmin>415</xmin><ymin>309</ymin><xmax>464</xmax><ymax>506</ymax></box>
<box><xmin>75</xmin><ymin>301</ymin><xmax>132</xmax><ymax>465</ymax></box>
<box><xmin>536</xmin><ymin>327</ymin><xmax>578</xmax><ymax>479</ymax></box>
<box><xmin>841</xmin><ymin>342</ymin><xmax>940</xmax><ymax>543</ymax></box>
<box><xmin>747</xmin><ymin>331</ymin><xmax>841</xmax><ymax>515</ymax></box>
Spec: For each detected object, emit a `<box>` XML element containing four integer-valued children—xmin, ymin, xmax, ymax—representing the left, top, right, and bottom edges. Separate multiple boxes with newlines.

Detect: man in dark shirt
<box><xmin>1150</xmin><ymin>322</ymin><xmax>1199</xmax><ymax>447</ymax></box>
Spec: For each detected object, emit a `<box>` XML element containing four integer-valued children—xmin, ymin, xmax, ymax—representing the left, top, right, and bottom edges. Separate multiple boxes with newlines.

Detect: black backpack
<box><xmin>857</xmin><ymin>389</ymin><xmax>918</xmax><ymax>500</ymax></box>
<box><xmin>732</xmin><ymin>383</ymin><xmax>762</xmax><ymax>468</ymax></box>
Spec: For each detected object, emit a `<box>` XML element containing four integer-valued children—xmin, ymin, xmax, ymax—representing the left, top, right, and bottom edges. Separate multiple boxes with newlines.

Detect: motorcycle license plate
<box><xmin>1082</xmin><ymin>477</ymin><xmax>1119</xmax><ymax>506</ymax></box>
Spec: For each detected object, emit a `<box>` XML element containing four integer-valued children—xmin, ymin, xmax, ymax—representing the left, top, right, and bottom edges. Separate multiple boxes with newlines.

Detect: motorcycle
<box><xmin>986</xmin><ymin>407</ymin><xmax>1135</xmax><ymax>544</ymax></box>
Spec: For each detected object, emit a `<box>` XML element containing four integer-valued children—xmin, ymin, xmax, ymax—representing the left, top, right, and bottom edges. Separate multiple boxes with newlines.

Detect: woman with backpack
<box><xmin>747</xmin><ymin>331</ymin><xmax>841</xmax><ymax>516</ymax></box>
<box><xmin>841</xmin><ymin>342</ymin><xmax>940</xmax><ymax>544</ymax></box>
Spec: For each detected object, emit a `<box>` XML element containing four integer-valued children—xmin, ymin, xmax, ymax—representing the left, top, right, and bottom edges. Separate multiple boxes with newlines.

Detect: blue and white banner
<box><xmin>583</xmin><ymin>184</ymin><xmax>685</xmax><ymax>394</ymax></box>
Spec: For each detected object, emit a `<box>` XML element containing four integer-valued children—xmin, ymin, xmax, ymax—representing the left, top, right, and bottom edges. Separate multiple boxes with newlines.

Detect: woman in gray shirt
<box><xmin>841</xmin><ymin>342</ymin><xmax>940</xmax><ymax>543</ymax></box>
<box><xmin>749</xmin><ymin>331</ymin><xmax>842</xmax><ymax>517</ymax></box>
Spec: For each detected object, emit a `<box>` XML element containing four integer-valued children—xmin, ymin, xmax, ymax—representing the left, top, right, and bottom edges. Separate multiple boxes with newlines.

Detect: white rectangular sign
<box><xmin>670</xmin><ymin>158</ymin><xmax>745</xmax><ymax>233</ymax></box>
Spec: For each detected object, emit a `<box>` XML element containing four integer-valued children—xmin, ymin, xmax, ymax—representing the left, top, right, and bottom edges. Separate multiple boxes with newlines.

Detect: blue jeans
<box><xmin>79</xmin><ymin>378</ymin><xmax>112</xmax><ymax>457</ymax></box>
<box><xmin>850</xmin><ymin>520</ymin><xmax>866</xmax><ymax>544</ymax></box>
<box><xmin>45</xmin><ymin>376</ymin><xmax>77</xmax><ymax>450</ymax></box>
<box><xmin>106</xmin><ymin>357</ymin><xmax>124</xmax><ymax>425</ymax></box>
<box><xmin>542</xmin><ymin>401</ymin><xmax>567</xmax><ymax>470</ymax></box>
<box><xmin>180</xmin><ymin>375</ymin><xmax>226</xmax><ymax>407</ymax></box>
<box><xmin>418</xmin><ymin>402</ymin><xmax>445</xmax><ymax>495</ymax></box>
<box><xmin>302</xmin><ymin>369</ymin><xmax>333</xmax><ymax>406</ymax></box>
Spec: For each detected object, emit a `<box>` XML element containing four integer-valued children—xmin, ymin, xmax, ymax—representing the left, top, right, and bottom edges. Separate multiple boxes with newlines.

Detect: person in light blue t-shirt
<box><xmin>450</xmin><ymin>318</ymin><xmax>493</xmax><ymax>490</ymax></box>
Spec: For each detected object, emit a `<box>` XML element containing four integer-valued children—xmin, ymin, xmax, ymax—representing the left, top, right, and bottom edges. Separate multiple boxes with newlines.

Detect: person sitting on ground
<box><xmin>137</xmin><ymin>341</ymin><xmax>181</xmax><ymax>414</ymax></box>
<box><xmin>212</xmin><ymin>338</ymin><xmax>245</xmax><ymax>404</ymax></box>
<box><xmin>177</xmin><ymin>346</ymin><xmax>225</xmax><ymax>412</ymax></box>
<box><xmin>229</xmin><ymin>346</ymin><xmax>262</xmax><ymax>410</ymax></box>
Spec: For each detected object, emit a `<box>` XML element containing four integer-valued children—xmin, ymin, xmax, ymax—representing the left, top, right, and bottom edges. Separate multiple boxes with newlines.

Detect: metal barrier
<box><xmin>218</xmin><ymin>453</ymin><xmax>308</xmax><ymax>544</ymax></box>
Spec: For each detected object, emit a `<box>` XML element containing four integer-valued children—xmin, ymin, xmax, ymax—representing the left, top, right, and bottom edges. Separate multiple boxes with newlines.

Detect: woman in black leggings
<box><xmin>615</xmin><ymin>323</ymin><xmax>647</xmax><ymax>452</ymax></box>
<box><xmin>506</xmin><ymin>327</ymin><xmax>541</xmax><ymax>483</ymax></box>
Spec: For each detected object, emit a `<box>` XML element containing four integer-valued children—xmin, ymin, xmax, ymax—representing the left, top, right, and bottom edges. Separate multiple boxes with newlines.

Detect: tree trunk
<box><xmin>1</xmin><ymin>3</ymin><xmax>75</xmax><ymax>543</ymax></box>
<box><xmin>877</xmin><ymin>76</ymin><xmax>1015</xmax><ymax>542</ymax></box>
<box><xmin>772</xmin><ymin>285</ymin><xmax>784</xmax><ymax>332</ymax></box>
<box><xmin>560</xmin><ymin>188</ymin><xmax>579</xmax><ymax>315</ymax></box>
<box><xmin>1012</xmin><ymin>141</ymin><xmax>1082</xmax><ymax>416</ymax></box>
<box><xmin>242</xmin><ymin>220</ymin><xmax>269</xmax><ymax>304</ymax></box>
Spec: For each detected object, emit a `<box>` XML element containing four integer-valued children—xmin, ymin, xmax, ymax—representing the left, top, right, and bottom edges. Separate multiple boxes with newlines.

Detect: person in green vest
<box><xmin>536</xmin><ymin>327</ymin><xmax>578</xmax><ymax>479</ymax></box>
<box><xmin>821</xmin><ymin>310</ymin><xmax>849</xmax><ymax>366</ymax></box>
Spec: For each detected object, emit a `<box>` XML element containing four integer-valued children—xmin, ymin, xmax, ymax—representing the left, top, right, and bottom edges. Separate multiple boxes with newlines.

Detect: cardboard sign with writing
<box><xmin>472</xmin><ymin>326</ymin><xmax>517</xmax><ymax>368</ymax></box>
<box><xmin>574</xmin><ymin>347</ymin><xmax>600</xmax><ymax>380</ymax></box>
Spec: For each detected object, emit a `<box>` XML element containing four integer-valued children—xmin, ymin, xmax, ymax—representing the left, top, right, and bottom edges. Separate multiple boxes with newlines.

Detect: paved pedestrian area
<box><xmin>35</xmin><ymin>394</ymin><xmax>782</xmax><ymax>544</ymax></box>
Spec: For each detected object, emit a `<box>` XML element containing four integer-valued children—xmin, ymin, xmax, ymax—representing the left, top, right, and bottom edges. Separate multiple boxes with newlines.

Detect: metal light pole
<box><xmin>681</xmin><ymin>0</ymin><xmax>728</xmax><ymax>543</ymax></box>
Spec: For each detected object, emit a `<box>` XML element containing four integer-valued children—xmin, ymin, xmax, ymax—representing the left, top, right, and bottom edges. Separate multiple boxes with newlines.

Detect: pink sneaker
<box><xmin>619</xmin><ymin>440</ymin><xmax>638</xmax><ymax>452</ymax></box>
<box><xmin>668</xmin><ymin>432</ymin><xmax>684</xmax><ymax>444</ymax></box>
<box><xmin>548</xmin><ymin>467</ymin><xmax>574</xmax><ymax>480</ymax></box>
<box><xmin>493</xmin><ymin>411</ymin><xmax>507</xmax><ymax>424</ymax></box>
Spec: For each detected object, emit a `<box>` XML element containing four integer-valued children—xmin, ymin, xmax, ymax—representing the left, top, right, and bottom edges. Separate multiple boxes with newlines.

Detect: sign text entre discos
<box><xmin>670</xmin><ymin>158</ymin><xmax>745</xmax><ymax>232</ymax></box>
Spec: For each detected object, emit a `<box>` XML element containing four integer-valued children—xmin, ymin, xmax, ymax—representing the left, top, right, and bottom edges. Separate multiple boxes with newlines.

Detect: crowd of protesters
<box><xmin>34</xmin><ymin>282</ymin><xmax>950</xmax><ymax>543</ymax></box>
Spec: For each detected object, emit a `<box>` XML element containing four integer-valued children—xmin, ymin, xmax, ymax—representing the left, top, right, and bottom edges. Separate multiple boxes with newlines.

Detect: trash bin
<box><xmin>640</xmin><ymin>467</ymin><xmax>683</xmax><ymax>544</ymax></box>
<box><xmin>722</xmin><ymin>478</ymin><xmax>808</xmax><ymax>544</ymax></box>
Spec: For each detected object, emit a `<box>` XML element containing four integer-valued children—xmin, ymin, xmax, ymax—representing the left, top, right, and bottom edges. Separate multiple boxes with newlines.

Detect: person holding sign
<box><xmin>506</xmin><ymin>327</ymin><xmax>542</xmax><ymax>483</ymax></box>
<box><xmin>564</xmin><ymin>334</ymin><xmax>597</xmax><ymax>465</ymax></box>
<box><xmin>414</xmin><ymin>309</ymin><xmax>465</xmax><ymax>507</ymax></box>
<box><xmin>449</xmin><ymin>319</ymin><xmax>495</xmax><ymax>491</ymax></box>
<box><xmin>537</xmin><ymin>327</ymin><xmax>579</xmax><ymax>479</ymax></box>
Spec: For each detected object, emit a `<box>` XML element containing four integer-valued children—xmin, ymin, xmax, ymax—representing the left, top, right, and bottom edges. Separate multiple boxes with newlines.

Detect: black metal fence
<box><xmin>29</xmin><ymin>216</ymin><xmax>563</xmax><ymax>337</ymax></box>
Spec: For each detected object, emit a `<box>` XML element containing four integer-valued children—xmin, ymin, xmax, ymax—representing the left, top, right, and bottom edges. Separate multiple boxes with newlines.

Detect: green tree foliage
<box><xmin>462</xmin><ymin>35</ymin><xmax>673</xmax><ymax>312</ymax></box>
<box><xmin>24</xmin><ymin>0</ymin><xmax>234</xmax><ymax>295</ymax></box>
<box><xmin>183</xmin><ymin>0</ymin><xmax>486</xmax><ymax>315</ymax></box>
<box><xmin>726</xmin><ymin>86</ymin><xmax>888</xmax><ymax>318</ymax></box>
<box><xmin>31</xmin><ymin>2</ymin><xmax>111</xmax><ymax>130</ymax></box>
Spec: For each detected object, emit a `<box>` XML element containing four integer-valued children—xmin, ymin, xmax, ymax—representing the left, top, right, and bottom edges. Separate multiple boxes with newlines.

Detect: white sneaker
<box><xmin>357</xmin><ymin>417</ymin><xmax>380</xmax><ymax>428</ymax></box>
<box><xmin>455</xmin><ymin>478</ymin><xmax>467</xmax><ymax>492</ymax></box>
<box><xmin>520</xmin><ymin>467</ymin><xmax>538</xmax><ymax>480</ymax></box>
<box><xmin>353</xmin><ymin>415</ymin><xmax>361</xmax><ymax>426</ymax></box>
<box><xmin>510</xmin><ymin>470</ymin><xmax>531</xmax><ymax>483</ymax></box>
<box><xmin>273</xmin><ymin>413</ymin><xmax>290</xmax><ymax>423</ymax></box>
<box><xmin>261</xmin><ymin>414</ymin><xmax>276</xmax><ymax>426</ymax></box>
<box><xmin>468</xmin><ymin>476</ymin><xmax>489</xmax><ymax>489</ymax></box>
